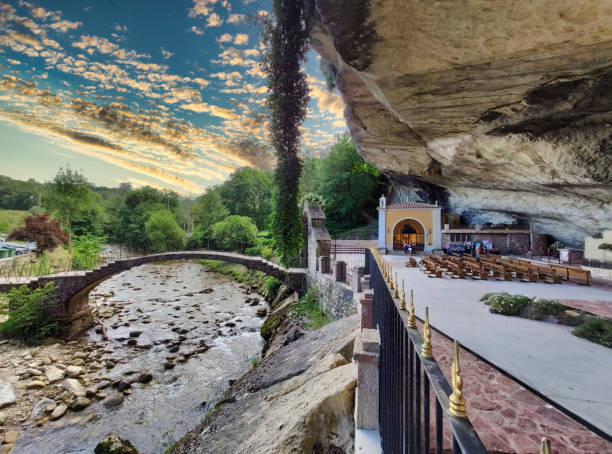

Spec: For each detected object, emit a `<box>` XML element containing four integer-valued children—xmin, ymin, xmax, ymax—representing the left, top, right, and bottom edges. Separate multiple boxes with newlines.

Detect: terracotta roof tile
<box><xmin>386</xmin><ymin>202</ymin><xmax>440</xmax><ymax>209</ymax></box>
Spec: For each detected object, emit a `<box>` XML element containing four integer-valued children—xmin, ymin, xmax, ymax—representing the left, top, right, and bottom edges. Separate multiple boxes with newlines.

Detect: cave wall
<box><xmin>309</xmin><ymin>0</ymin><xmax>612</xmax><ymax>247</ymax></box>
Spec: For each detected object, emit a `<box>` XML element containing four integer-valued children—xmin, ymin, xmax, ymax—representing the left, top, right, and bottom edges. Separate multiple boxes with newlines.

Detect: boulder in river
<box><xmin>94</xmin><ymin>434</ymin><xmax>140</xmax><ymax>454</ymax></box>
<box><xmin>50</xmin><ymin>404</ymin><xmax>67</xmax><ymax>420</ymax></box>
<box><xmin>63</xmin><ymin>378</ymin><xmax>85</xmax><ymax>397</ymax></box>
<box><xmin>0</xmin><ymin>382</ymin><xmax>15</xmax><ymax>408</ymax></box>
<box><xmin>103</xmin><ymin>392</ymin><xmax>124</xmax><ymax>408</ymax></box>
<box><xmin>71</xmin><ymin>396</ymin><xmax>91</xmax><ymax>411</ymax></box>
<box><xmin>44</xmin><ymin>365</ymin><xmax>65</xmax><ymax>383</ymax></box>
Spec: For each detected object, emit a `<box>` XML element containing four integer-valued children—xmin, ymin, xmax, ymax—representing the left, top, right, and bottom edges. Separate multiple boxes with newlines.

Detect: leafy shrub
<box><xmin>486</xmin><ymin>293</ymin><xmax>532</xmax><ymax>316</ymax></box>
<box><xmin>265</xmin><ymin>276</ymin><xmax>281</xmax><ymax>298</ymax></box>
<box><xmin>0</xmin><ymin>282</ymin><xmax>58</xmax><ymax>341</ymax></box>
<box><xmin>522</xmin><ymin>299</ymin><xmax>566</xmax><ymax>320</ymax></box>
<box><xmin>573</xmin><ymin>318</ymin><xmax>612</xmax><ymax>348</ymax></box>
<box><xmin>8</xmin><ymin>212</ymin><xmax>68</xmax><ymax>255</ymax></box>
<box><xmin>211</xmin><ymin>215</ymin><xmax>257</xmax><ymax>252</ymax></box>
<box><xmin>301</xmin><ymin>192</ymin><xmax>326</xmax><ymax>209</ymax></box>
<box><xmin>479</xmin><ymin>292</ymin><xmax>508</xmax><ymax>303</ymax></box>
<box><xmin>145</xmin><ymin>210</ymin><xmax>185</xmax><ymax>253</ymax></box>
<box><xmin>72</xmin><ymin>234</ymin><xmax>103</xmax><ymax>270</ymax></box>
<box><xmin>245</xmin><ymin>245</ymin><xmax>274</xmax><ymax>260</ymax></box>
<box><xmin>294</xmin><ymin>287</ymin><xmax>330</xmax><ymax>329</ymax></box>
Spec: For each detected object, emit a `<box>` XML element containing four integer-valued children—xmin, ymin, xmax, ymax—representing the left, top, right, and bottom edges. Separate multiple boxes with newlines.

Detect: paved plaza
<box><xmin>386</xmin><ymin>255</ymin><xmax>612</xmax><ymax>436</ymax></box>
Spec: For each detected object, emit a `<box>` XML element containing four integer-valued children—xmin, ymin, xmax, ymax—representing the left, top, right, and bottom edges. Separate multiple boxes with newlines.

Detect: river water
<box><xmin>12</xmin><ymin>260</ymin><xmax>266</xmax><ymax>454</ymax></box>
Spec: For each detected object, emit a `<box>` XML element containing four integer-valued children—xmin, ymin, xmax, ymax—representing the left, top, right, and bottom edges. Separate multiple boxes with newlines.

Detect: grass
<box><xmin>522</xmin><ymin>299</ymin><xmax>567</xmax><ymax>320</ymax></box>
<box><xmin>0</xmin><ymin>209</ymin><xmax>28</xmax><ymax>236</ymax></box>
<box><xmin>251</xmin><ymin>359</ymin><xmax>259</xmax><ymax>367</ymax></box>
<box><xmin>294</xmin><ymin>287</ymin><xmax>330</xmax><ymax>329</ymax></box>
<box><xmin>573</xmin><ymin>318</ymin><xmax>612</xmax><ymax>348</ymax></box>
<box><xmin>199</xmin><ymin>259</ymin><xmax>249</xmax><ymax>280</ymax></box>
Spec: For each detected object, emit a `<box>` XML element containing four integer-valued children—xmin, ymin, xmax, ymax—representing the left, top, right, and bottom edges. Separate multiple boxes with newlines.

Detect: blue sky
<box><xmin>0</xmin><ymin>0</ymin><xmax>346</xmax><ymax>194</ymax></box>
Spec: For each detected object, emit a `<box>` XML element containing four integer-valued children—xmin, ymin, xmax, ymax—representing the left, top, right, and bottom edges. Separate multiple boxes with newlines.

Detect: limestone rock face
<box><xmin>310</xmin><ymin>0</ymin><xmax>612</xmax><ymax>245</ymax></box>
<box><xmin>173</xmin><ymin>315</ymin><xmax>359</xmax><ymax>454</ymax></box>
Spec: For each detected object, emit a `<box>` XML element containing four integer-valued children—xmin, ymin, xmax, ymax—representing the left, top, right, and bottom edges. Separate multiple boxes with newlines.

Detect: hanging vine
<box><xmin>261</xmin><ymin>0</ymin><xmax>311</xmax><ymax>267</ymax></box>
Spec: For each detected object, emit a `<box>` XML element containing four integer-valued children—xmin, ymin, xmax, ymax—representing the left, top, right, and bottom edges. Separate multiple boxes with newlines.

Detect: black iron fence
<box><xmin>365</xmin><ymin>248</ymin><xmax>487</xmax><ymax>454</ymax></box>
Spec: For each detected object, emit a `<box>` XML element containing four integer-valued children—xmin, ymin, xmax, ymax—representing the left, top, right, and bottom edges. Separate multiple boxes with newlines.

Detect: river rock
<box><xmin>29</xmin><ymin>398</ymin><xmax>56</xmax><ymax>422</ymax></box>
<box><xmin>86</xmin><ymin>386</ymin><xmax>99</xmax><ymax>397</ymax></box>
<box><xmin>63</xmin><ymin>378</ymin><xmax>85</xmax><ymax>396</ymax></box>
<box><xmin>71</xmin><ymin>358</ymin><xmax>86</xmax><ymax>366</ymax></box>
<box><xmin>66</xmin><ymin>365</ymin><xmax>84</xmax><ymax>378</ymax></box>
<box><xmin>3</xmin><ymin>431</ymin><xmax>18</xmax><ymax>444</ymax></box>
<box><xmin>129</xmin><ymin>331</ymin><xmax>142</xmax><ymax>338</ymax></box>
<box><xmin>0</xmin><ymin>444</ymin><xmax>13</xmax><ymax>454</ymax></box>
<box><xmin>97</xmin><ymin>380</ymin><xmax>112</xmax><ymax>390</ymax></box>
<box><xmin>71</xmin><ymin>396</ymin><xmax>91</xmax><ymax>411</ymax></box>
<box><xmin>50</xmin><ymin>404</ymin><xmax>67</xmax><ymax>420</ymax></box>
<box><xmin>26</xmin><ymin>380</ymin><xmax>46</xmax><ymax>390</ymax></box>
<box><xmin>44</xmin><ymin>366</ymin><xmax>65</xmax><ymax>383</ymax></box>
<box><xmin>72</xmin><ymin>352</ymin><xmax>88</xmax><ymax>360</ymax></box>
<box><xmin>0</xmin><ymin>382</ymin><xmax>15</xmax><ymax>408</ymax></box>
<box><xmin>0</xmin><ymin>411</ymin><xmax>7</xmax><ymax>424</ymax></box>
<box><xmin>94</xmin><ymin>434</ymin><xmax>140</xmax><ymax>454</ymax></box>
<box><xmin>256</xmin><ymin>308</ymin><xmax>267</xmax><ymax>317</ymax></box>
<box><xmin>137</xmin><ymin>372</ymin><xmax>153</xmax><ymax>384</ymax></box>
<box><xmin>103</xmin><ymin>392</ymin><xmax>124</xmax><ymax>407</ymax></box>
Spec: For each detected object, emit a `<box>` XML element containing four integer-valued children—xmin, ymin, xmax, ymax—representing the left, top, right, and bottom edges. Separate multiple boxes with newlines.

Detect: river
<box><xmin>10</xmin><ymin>259</ymin><xmax>266</xmax><ymax>454</ymax></box>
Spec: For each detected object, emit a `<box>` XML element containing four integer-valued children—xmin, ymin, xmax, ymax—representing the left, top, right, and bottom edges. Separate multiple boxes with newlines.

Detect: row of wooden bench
<box><xmin>420</xmin><ymin>254</ymin><xmax>591</xmax><ymax>285</ymax></box>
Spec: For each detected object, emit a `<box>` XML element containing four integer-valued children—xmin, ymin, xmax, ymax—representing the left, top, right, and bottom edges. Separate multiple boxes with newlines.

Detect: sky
<box><xmin>0</xmin><ymin>0</ymin><xmax>346</xmax><ymax>195</ymax></box>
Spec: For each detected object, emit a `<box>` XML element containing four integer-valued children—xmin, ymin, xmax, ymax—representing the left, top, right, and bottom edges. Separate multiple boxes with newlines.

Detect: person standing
<box><xmin>403</xmin><ymin>241</ymin><xmax>409</xmax><ymax>255</ymax></box>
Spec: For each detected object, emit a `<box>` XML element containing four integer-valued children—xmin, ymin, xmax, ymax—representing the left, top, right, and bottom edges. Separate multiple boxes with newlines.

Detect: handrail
<box><xmin>366</xmin><ymin>248</ymin><xmax>488</xmax><ymax>453</ymax></box>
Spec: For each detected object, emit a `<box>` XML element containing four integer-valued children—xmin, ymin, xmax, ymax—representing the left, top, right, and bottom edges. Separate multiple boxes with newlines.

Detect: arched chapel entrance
<box><xmin>393</xmin><ymin>219</ymin><xmax>425</xmax><ymax>251</ymax></box>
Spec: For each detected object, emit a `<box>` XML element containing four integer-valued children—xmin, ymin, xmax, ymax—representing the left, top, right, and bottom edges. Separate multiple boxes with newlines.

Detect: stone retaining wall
<box><xmin>307</xmin><ymin>272</ymin><xmax>356</xmax><ymax>320</ymax></box>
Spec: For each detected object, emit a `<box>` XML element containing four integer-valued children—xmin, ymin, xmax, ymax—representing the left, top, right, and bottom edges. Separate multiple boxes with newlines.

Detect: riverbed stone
<box><xmin>103</xmin><ymin>392</ymin><xmax>124</xmax><ymax>407</ymax></box>
<box><xmin>29</xmin><ymin>398</ymin><xmax>56</xmax><ymax>422</ymax></box>
<box><xmin>44</xmin><ymin>365</ymin><xmax>65</xmax><ymax>383</ymax></box>
<box><xmin>66</xmin><ymin>365</ymin><xmax>84</xmax><ymax>378</ymax></box>
<box><xmin>94</xmin><ymin>434</ymin><xmax>139</xmax><ymax>454</ymax></box>
<box><xmin>137</xmin><ymin>372</ymin><xmax>153</xmax><ymax>384</ymax></box>
<box><xmin>26</xmin><ymin>380</ymin><xmax>46</xmax><ymax>390</ymax></box>
<box><xmin>0</xmin><ymin>411</ymin><xmax>7</xmax><ymax>424</ymax></box>
<box><xmin>71</xmin><ymin>358</ymin><xmax>86</xmax><ymax>366</ymax></box>
<box><xmin>50</xmin><ymin>404</ymin><xmax>67</xmax><ymax>420</ymax></box>
<box><xmin>3</xmin><ymin>431</ymin><xmax>18</xmax><ymax>444</ymax></box>
<box><xmin>63</xmin><ymin>378</ymin><xmax>85</xmax><ymax>397</ymax></box>
<box><xmin>71</xmin><ymin>396</ymin><xmax>91</xmax><ymax>411</ymax></box>
<box><xmin>0</xmin><ymin>382</ymin><xmax>15</xmax><ymax>408</ymax></box>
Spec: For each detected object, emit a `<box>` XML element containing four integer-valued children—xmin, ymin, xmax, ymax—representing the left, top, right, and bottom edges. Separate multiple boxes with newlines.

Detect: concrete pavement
<box><xmin>386</xmin><ymin>255</ymin><xmax>612</xmax><ymax>436</ymax></box>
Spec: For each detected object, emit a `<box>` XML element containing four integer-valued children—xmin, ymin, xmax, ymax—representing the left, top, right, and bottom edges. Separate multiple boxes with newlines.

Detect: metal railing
<box><xmin>365</xmin><ymin>248</ymin><xmax>487</xmax><ymax>454</ymax></box>
<box><xmin>0</xmin><ymin>244</ymin><xmax>148</xmax><ymax>280</ymax></box>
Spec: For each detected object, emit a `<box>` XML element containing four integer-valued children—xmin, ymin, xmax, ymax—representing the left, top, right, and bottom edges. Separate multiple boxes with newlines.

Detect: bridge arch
<box><xmin>0</xmin><ymin>251</ymin><xmax>307</xmax><ymax>336</ymax></box>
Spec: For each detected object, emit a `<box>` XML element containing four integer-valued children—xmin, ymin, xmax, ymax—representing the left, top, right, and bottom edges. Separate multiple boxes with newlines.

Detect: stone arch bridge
<box><xmin>0</xmin><ymin>251</ymin><xmax>307</xmax><ymax>335</ymax></box>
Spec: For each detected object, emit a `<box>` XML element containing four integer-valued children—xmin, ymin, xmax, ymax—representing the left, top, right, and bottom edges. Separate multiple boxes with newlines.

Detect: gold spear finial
<box><xmin>394</xmin><ymin>272</ymin><xmax>399</xmax><ymax>298</ymax></box>
<box><xmin>407</xmin><ymin>289</ymin><xmax>416</xmax><ymax>328</ymax></box>
<box><xmin>399</xmin><ymin>279</ymin><xmax>406</xmax><ymax>310</ymax></box>
<box><xmin>449</xmin><ymin>341</ymin><xmax>467</xmax><ymax>417</ymax></box>
<box><xmin>421</xmin><ymin>307</ymin><xmax>433</xmax><ymax>358</ymax></box>
<box><xmin>540</xmin><ymin>438</ymin><xmax>551</xmax><ymax>454</ymax></box>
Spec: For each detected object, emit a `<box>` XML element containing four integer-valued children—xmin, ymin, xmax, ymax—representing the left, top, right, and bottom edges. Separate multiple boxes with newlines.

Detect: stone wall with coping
<box><xmin>306</xmin><ymin>271</ymin><xmax>356</xmax><ymax>320</ymax></box>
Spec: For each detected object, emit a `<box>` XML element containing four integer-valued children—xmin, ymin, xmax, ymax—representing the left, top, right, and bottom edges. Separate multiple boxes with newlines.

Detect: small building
<box><xmin>377</xmin><ymin>196</ymin><xmax>442</xmax><ymax>252</ymax></box>
<box><xmin>377</xmin><ymin>195</ymin><xmax>535</xmax><ymax>254</ymax></box>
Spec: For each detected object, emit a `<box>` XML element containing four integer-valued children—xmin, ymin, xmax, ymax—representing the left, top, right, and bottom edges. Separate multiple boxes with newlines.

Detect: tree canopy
<box><xmin>8</xmin><ymin>213</ymin><xmax>68</xmax><ymax>255</ymax></box>
<box><xmin>145</xmin><ymin>210</ymin><xmax>185</xmax><ymax>253</ymax></box>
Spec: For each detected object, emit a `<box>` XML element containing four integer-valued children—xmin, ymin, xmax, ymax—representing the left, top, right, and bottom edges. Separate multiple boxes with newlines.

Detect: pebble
<box><xmin>50</xmin><ymin>404</ymin><xmax>67</xmax><ymax>420</ymax></box>
<box><xmin>71</xmin><ymin>396</ymin><xmax>91</xmax><ymax>411</ymax></box>
<box><xmin>3</xmin><ymin>431</ymin><xmax>18</xmax><ymax>444</ymax></box>
<box><xmin>26</xmin><ymin>380</ymin><xmax>46</xmax><ymax>390</ymax></box>
<box><xmin>103</xmin><ymin>392</ymin><xmax>124</xmax><ymax>408</ymax></box>
<box><xmin>0</xmin><ymin>411</ymin><xmax>7</xmax><ymax>424</ymax></box>
<box><xmin>63</xmin><ymin>378</ymin><xmax>85</xmax><ymax>397</ymax></box>
<box><xmin>66</xmin><ymin>365</ymin><xmax>84</xmax><ymax>378</ymax></box>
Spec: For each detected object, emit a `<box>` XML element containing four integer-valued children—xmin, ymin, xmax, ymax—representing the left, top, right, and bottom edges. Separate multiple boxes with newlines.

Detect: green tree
<box><xmin>114</xmin><ymin>186</ymin><xmax>172</xmax><ymax>246</ymax></box>
<box><xmin>211</xmin><ymin>215</ymin><xmax>258</xmax><ymax>252</ymax></box>
<box><xmin>263</xmin><ymin>0</ymin><xmax>311</xmax><ymax>266</ymax></box>
<box><xmin>305</xmin><ymin>132</ymin><xmax>386</xmax><ymax>233</ymax></box>
<box><xmin>145</xmin><ymin>210</ymin><xmax>185</xmax><ymax>252</ymax></box>
<box><xmin>45</xmin><ymin>167</ymin><xmax>96</xmax><ymax>250</ymax></box>
<box><xmin>193</xmin><ymin>188</ymin><xmax>229</xmax><ymax>232</ymax></box>
<box><xmin>218</xmin><ymin>168</ymin><xmax>273</xmax><ymax>229</ymax></box>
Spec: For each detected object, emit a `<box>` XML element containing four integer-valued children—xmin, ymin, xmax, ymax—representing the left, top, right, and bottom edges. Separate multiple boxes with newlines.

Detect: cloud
<box><xmin>181</xmin><ymin>102</ymin><xmax>238</xmax><ymax>120</ymax></box>
<box><xmin>188</xmin><ymin>0</ymin><xmax>219</xmax><ymax>17</ymax></box>
<box><xmin>227</xmin><ymin>14</ymin><xmax>245</xmax><ymax>24</ymax></box>
<box><xmin>113</xmin><ymin>24</ymin><xmax>127</xmax><ymax>32</ymax></box>
<box><xmin>161</xmin><ymin>47</ymin><xmax>174</xmax><ymax>59</ymax></box>
<box><xmin>211</xmin><ymin>71</ymin><xmax>242</xmax><ymax>87</ymax></box>
<box><xmin>49</xmin><ymin>19</ymin><xmax>82</xmax><ymax>33</ymax></box>
<box><xmin>189</xmin><ymin>25</ymin><xmax>203</xmax><ymax>35</ymax></box>
<box><xmin>73</xmin><ymin>35</ymin><xmax>118</xmax><ymax>54</ymax></box>
<box><xmin>7</xmin><ymin>58</ymin><xmax>20</xmax><ymax>65</ymax></box>
<box><xmin>216</xmin><ymin>33</ymin><xmax>232</xmax><ymax>43</ymax></box>
<box><xmin>206</xmin><ymin>13</ymin><xmax>222</xmax><ymax>27</ymax></box>
<box><xmin>233</xmin><ymin>33</ymin><xmax>248</xmax><ymax>45</ymax></box>
<box><xmin>309</xmin><ymin>84</ymin><xmax>345</xmax><ymax>119</ymax></box>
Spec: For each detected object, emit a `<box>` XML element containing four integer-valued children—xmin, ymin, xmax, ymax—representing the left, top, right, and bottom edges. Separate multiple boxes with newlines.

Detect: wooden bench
<box><xmin>486</xmin><ymin>263</ymin><xmax>512</xmax><ymax>281</ymax></box>
<box><xmin>550</xmin><ymin>265</ymin><xmax>591</xmax><ymax>285</ymax></box>
<box><xmin>507</xmin><ymin>264</ymin><xmax>538</xmax><ymax>283</ymax></box>
<box><xmin>535</xmin><ymin>266</ymin><xmax>561</xmax><ymax>284</ymax></box>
